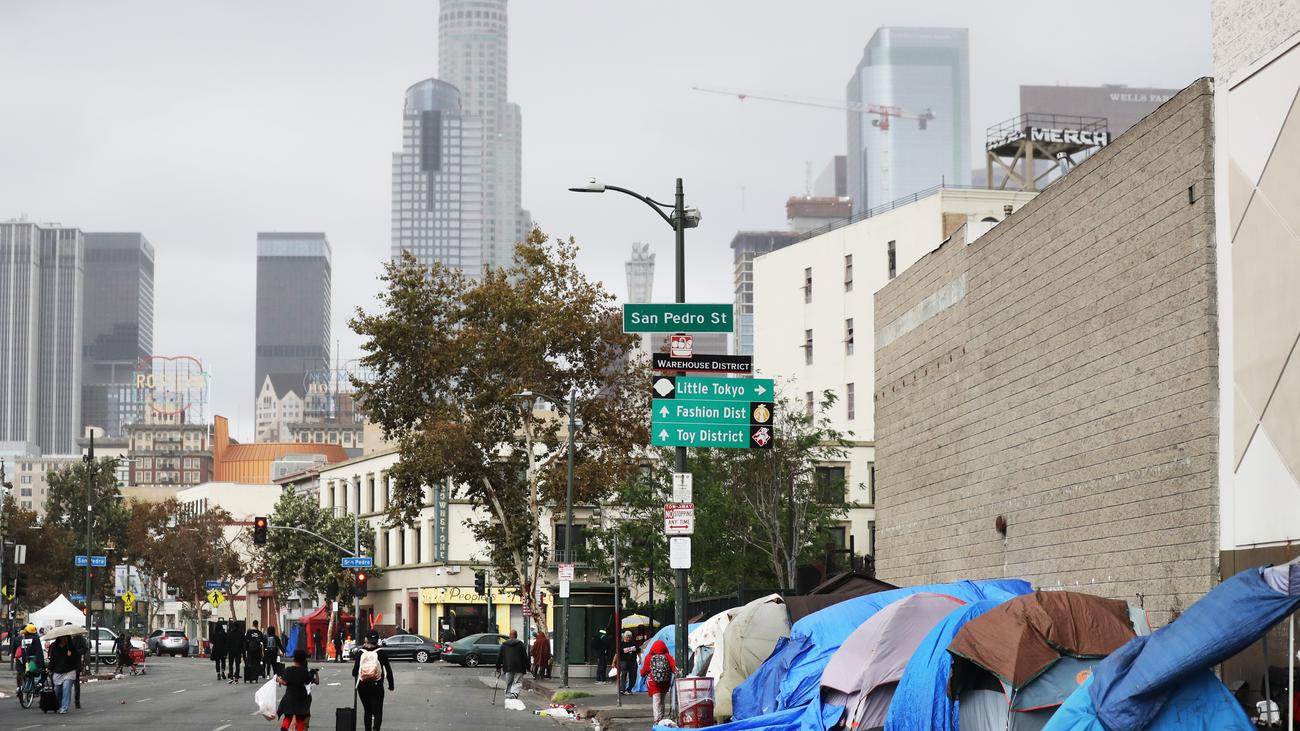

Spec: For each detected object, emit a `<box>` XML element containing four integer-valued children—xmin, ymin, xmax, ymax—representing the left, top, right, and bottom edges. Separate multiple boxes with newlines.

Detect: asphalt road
<box><xmin>1</xmin><ymin>655</ymin><xmax>567</xmax><ymax>730</ymax></box>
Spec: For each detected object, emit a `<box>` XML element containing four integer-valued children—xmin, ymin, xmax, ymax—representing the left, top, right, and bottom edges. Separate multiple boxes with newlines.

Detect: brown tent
<box><xmin>784</xmin><ymin>572</ymin><xmax>898</xmax><ymax>624</ymax></box>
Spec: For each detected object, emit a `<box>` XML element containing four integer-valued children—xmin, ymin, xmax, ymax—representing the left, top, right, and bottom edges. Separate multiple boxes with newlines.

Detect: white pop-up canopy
<box><xmin>28</xmin><ymin>594</ymin><xmax>85</xmax><ymax>630</ymax></box>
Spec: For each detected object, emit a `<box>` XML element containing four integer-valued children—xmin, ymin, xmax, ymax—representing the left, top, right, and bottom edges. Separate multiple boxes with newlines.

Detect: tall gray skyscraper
<box><xmin>82</xmin><ymin>232</ymin><xmax>154</xmax><ymax>437</ymax></box>
<box><xmin>0</xmin><ymin>221</ymin><xmax>84</xmax><ymax>454</ymax></box>
<box><xmin>847</xmin><ymin>27</ymin><xmax>970</xmax><ymax>213</ymax></box>
<box><xmin>254</xmin><ymin>232</ymin><xmax>331</xmax><ymax>409</ymax></box>
<box><xmin>392</xmin><ymin>0</ymin><xmax>528</xmax><ymax>274</ymax></box>
<box><xmin>625</xmin><ymin>242</ymin><xmax>654</xmax><ymax>305</ymax></box>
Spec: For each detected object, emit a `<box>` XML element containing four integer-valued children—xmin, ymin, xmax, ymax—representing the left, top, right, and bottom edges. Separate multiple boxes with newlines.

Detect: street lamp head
<box><xmin>568</xmin><ymin>178</ymin><xmax>606</xmax><ymax>193</ymax></box>
<box><xmin>512</xmin><ymin>390</ymin><xmax>537</xmax><ymax>403</ymax></box>
<box><xmin>672</xmin><ymin>206</ymin><xmax>703</xmax><ymax>229</ymax></box>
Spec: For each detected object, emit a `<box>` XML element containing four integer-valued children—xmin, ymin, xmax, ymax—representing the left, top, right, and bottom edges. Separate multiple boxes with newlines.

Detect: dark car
<box><xmin>441</xmin><ymin>633</ymin><xmax>506</xmax><ymax>667</ymax></box>
<box><xmin>379</xmin><ymin>633</ymin><xmax>441</xmax><ymax>663</ymax></box>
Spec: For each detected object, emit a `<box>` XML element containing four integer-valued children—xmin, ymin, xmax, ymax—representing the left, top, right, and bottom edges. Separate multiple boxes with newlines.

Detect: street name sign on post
<box><xmin>669</xmin><ymin>537</ymin><xmax>691</xmax><ymax>569</ymax></box>
<box><xmin>672</xmin><ymin>472</ymin><xmax>693</xmax><ymax>502</ymax></box>
<box><xmin>558</xmin><ymin>563</ymin><xmax>575</xmax><ymax>582</ymax></box>
<box><xmin>90</xmin><ymin>555</ymin><xmax>107</xmax><ymax>567</ymax></box>
<box><xmin>340</xmin><ymin>556</ymin><xmax>374</xmax><ymax>568</ymax></box>
<box><xmin>623</xmin><ymin>303</ymin><xmax>734</xmax><ymax>333</ymax></box>
<box><xmin>664</xmin><ymin>503</ymin><xmax>695</xmax><ymax>536</ymax></box>
<box><xmin>75</xmin><ymin>555</ymin><xmax>88</xmax><ymax>566</ymax></box>
<box><xmin>70</xmin><ymin>593</ymin><xmax>86</xmax><ymax>603</ymax></box>
<box><xmin>205</xmin><ymin>580</ymin><xmax>224</xmax><ymax>590</ymax></box>
<box><xmin>651</xmin><ymin>352</ymin><xmax>753</xmax><ymax>375</ymax></box>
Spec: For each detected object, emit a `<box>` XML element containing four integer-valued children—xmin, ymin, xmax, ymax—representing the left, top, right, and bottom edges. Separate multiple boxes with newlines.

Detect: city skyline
<box><xmin>0</xmin><ymin>1</ymin><xmax>1212</xmax><ymax>440</ymax></box>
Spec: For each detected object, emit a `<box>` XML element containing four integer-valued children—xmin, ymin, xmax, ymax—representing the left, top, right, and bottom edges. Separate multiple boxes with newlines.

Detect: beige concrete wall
<box><xmin>873</xmin><ymin>80</ymin><xmax>1219</xmax><ymax>625</ymax></box>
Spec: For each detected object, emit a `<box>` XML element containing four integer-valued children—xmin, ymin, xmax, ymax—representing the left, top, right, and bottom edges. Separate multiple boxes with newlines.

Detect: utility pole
<box><xmin>672</xmin><ymin>177</ymin><xmax>690</xmax><ymax>679</ymax></box>
<box><xmin>84</xmin><ymin>432</ymin><xmax>96</xmax><ymax>674</ymax></box>
<box><xmin>561</xmin><ymin>387</ymin><xmax>576</xmax><ymax>687</ymax></box>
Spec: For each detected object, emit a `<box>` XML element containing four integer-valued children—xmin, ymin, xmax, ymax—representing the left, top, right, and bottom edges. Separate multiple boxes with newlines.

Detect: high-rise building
<box><xmin>254</xmin><ymin>233</ymin><xmax>331</xmax><ymax>438</ymax></box>
<box><xmin>391</xmin><ymin>79</ymin><xmax>484</xmax><ymax>277</ymax></box>
<box><xmin>81</xmin><ymin>232</ymin><xmax>154</xmax><ymax>438</ymax></box>
<box><xmin>437</xmin><ymin>0</ymin><xmax>529</xmax><ymax>270</ymax></box>
<box><xmin>1019</xmin><ymin>85</ymin><xmax>1179</xmax><ymax>136</ymax></box>
<box><xmin>846</xmin><ymin>27</ymin><xmax>970</xmax><ymax>214</ymax></box>
<box><xmin>0</xmin><ymin>221</ymin><xmax>84</xmax><ymax>454</ymax></box>
<box><xmin>625</xmin><ymin>242</ymin><xmax>654</xmax><ymax>305</ymax></box>
<box><xmin>731</xmin><ymin>231</ymin><xmax>800</xmax><ymax>356</ymax></box>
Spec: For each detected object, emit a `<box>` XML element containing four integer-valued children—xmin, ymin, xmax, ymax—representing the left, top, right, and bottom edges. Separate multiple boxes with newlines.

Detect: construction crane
<box><xmin>691</xmin><ymin>85</ymin><xmax>936</xmax><ymax>132</ymax></box>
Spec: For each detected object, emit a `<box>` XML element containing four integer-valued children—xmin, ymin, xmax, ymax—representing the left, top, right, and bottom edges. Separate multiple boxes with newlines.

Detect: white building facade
<box><xmin>752</xmin><ymin>187</ymin><xmax>1038</xmax><ymax>560</ymax></box>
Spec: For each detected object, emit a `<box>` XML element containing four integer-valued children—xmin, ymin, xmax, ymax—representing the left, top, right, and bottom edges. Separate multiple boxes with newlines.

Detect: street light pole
<box><xmin>83</xmin><ymin>432</ymin><xmax>96</xmax><ymax>674</ymax></box>
<box><xmin>562</xmin><ymin>387</ymin><xmax>576</xmax><ymax>687</ymax></box>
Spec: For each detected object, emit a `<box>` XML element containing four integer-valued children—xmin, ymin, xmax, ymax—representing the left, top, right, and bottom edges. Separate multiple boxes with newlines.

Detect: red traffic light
<box><xmin>255</xmin><ymin>517</ymin><xmax>267</xmax><ymax>528</ymax></box>
<box><xmin>253</xmin><ymin>516</ymin><xmax>269</xmax><ymax>545</ymax></box>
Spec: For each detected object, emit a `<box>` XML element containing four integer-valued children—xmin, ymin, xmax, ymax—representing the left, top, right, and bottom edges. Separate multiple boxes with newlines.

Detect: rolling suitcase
<box><xmin>39</xmin><ymin>680</ymin><xmax>59</xmax><ymax>713</ymax></box>
<box><xmin>335</xmin><ymin>705</ymin><xmax>356</xmax><ymax>731</ymax></box>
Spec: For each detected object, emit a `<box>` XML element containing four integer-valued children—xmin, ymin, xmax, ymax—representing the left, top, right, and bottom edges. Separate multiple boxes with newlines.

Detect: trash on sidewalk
<box><xmin>534</xmin><ymin>702</ymin><xmax>578</xmax><ymax>718</ymax></box>
<box><xmin>504</xmin><ymin>698</ymin><xmax>526</xmax><ymax>711</ymax></box>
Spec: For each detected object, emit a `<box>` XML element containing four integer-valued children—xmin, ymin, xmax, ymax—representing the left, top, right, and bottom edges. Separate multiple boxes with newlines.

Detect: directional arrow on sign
<box><xmin>658</xmin><ymin>429</ymin><xmax>670</xmax><ymax>441</ymax></box>
<box><xmin>754</xmin><ymin>384</ymin><xmax>767</xmax><ymax>396</ymax></box>
<box><xmin>658</xmin><ymin>405</ymin><xmax>670</xmax><ymax>418</ymax></box>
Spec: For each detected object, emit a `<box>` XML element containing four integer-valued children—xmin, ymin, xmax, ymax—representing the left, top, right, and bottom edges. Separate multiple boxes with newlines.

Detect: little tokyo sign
<box><xmin>623</xmin><ymin>303</ymin><xmax>733</xmax><ymax>333</ymax></box>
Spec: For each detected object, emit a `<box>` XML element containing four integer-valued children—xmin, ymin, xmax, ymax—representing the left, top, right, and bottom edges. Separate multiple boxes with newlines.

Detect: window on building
<box><xmin>868</xmin><ymin>520</ymin><xmax>877</xmax><ymax>556</ymax></box>
<box><xmin>804</xmin><ymin>329</ymin><xmax>814</xmax><ymax>365</ymax></box>
<box><xmin>844</xmin><ymin>254</ymin><xmax>853</xmax><ymax>291</ymax></box>
<box><xmin>20</xmin><ymin>488</ymin><xmax>32</xmax><ymax>497</ymax></box>
<box><xmin>887</xmin><ymin>241</ymin><xmax>897</xmax><ymax>279</ymax></box>
<box><xmin>815</xmin><ymin>466</ymin><xmax>846</xmax><ymax>504</ymax></box>
<box><xmin>847</xmin><ymin>383</ymin><xmax>855</xmax><ymax>420</ymax></box>
<box><xmin>805</xmin><ymin>391</ymin><xmax>815</xmax><ymax>418</ymax></box>
<box><xmin>845</xmin><ymin>318</ymin><xmax>854</xmax><ymax>355</ymax></box>
<box><xmin>867</xmin><ymin>461</ymin><xmax>876</xmax><ymax>505</ymax></box>
<box><xmin>821</xmin><ymin>525</ymin><xmax>848</xmax><ymax>549</ymax></box>
<box><xmin>553</xmin><ymin>524</ymin><xmax>589</xmax><ymax>563</ymax></box>
<box><xmin>804</xmin><ymin>267</ymin><xmax>813</xmax><ymax>303</ymax></box>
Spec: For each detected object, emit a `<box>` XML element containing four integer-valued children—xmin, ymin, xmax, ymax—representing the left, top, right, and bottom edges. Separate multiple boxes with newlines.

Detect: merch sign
<box><xmin>987</xmin><ymin>126</ymin><xmax>1111</xmax><ymax>151</ymax></box>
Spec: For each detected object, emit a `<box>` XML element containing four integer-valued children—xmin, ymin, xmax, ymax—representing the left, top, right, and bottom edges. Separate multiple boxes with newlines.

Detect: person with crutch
<box><xmin>351</xmin><ymin>631</ymin><xmax>395</xmax><ymax>731</ymax></box>
<box><xmin>495</xmin><ymin>629</ymin><xmax>529</xmax><ymax>700</ymax></box>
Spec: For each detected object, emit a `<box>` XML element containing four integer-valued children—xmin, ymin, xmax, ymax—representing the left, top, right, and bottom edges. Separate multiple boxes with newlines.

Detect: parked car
<box><xmin>146</xmin><ymin>628</ymin><xmax>190</xmax><ymax>656</ymax></box>
<box><xmin>46</xmin><ymin>627</ymin><xmax>140</xmax><ymax>664</ymax></box>
<box><xmin>441</xmin><ymin>633</ymin><xmax>506</xmax><ymax>667</ymax></box>
<box><xmin>379</xmin><ymin>633</ymin><xmax>441</xmax><ymax>663</ymax></box>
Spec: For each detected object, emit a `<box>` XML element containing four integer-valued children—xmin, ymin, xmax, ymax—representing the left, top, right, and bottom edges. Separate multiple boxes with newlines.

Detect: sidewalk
<box><xmin>522</xmin><ymin>674</ymin><xmax>656</xmax><ymax>730</ymax></box>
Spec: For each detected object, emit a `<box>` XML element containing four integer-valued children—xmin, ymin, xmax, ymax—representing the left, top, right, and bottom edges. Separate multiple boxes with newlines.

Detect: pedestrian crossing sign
<box><xmin>207</xmin><ymin>588</ymin><xmax>226</xmax><ymax>607</ymax></box>
<box><xmin>121</xmin><ymin>590</ymin><xmax>136</xmax><ymax>612</ymax></box>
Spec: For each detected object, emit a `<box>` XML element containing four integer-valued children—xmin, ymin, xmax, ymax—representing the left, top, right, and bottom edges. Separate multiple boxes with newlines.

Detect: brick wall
<box><xmin>1212</xmin><ymin>0</ymin><xmax>1300</xmax><ymax>80</ymax></box>
<box><xmin>872</xmin><ymin>79</ymin><xmax>1218</xmax><ymax>624</ymax></box>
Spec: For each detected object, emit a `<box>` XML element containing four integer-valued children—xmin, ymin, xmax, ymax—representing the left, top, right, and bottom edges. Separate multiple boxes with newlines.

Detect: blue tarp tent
<box><xmin>285</xmin><ymin>624</ymin><xmax>301</xmax><ymax>656</ymax></box>
<box><xmin>1045</xmin><ymin>673</ymin><xmax>1250</xmax><ymax>731</ymax></box>
<box><xmin>883</xmin><ymin>599</ymin><xmax>1001</xmax><ymax>731</ymax></box>
<box><xmin>1043</xmin><ymin>561</ymin><xmax>1300</xmax><ymax>731</ymax></box>
<box><xmin>732</xmin><ymin>579</ymin><xmax>1031</xmax><ymax>721</ymax></box>
<box><xmin>633</xmin><ymin>622</ymin><xmax>702</xmax><ymax>693</ymax></box>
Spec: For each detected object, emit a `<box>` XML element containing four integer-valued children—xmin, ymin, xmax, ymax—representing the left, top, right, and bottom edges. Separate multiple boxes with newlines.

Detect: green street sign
<box><xmin>652</xmin><ymin>423</ymin><xmax>774</xmax><ymax>449</ymax></box>
<box><xmin>652</xmin><ymin>399</ymin><xmax>774</xmax><ymax>427</ymax></box>
<box><xmin>651</xmin><ymin>375</ymin><xmax>774</xmax><ymax>402</ymax></box>
<box><xmin>623</xmin><ymin>303</ymin><xmax>734</xmax><ymax>333</ymax></box>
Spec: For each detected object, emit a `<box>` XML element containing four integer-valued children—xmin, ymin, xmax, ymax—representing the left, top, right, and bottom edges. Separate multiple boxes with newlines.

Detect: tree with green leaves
<box><xmin>0</xmin><ymin>494</ymin><xmax>80</xmax><ymax>607</ymax></box>
<box><xmin>351</xmin><ymin>229</ymin><xmax>647</xmax><ymax>630</ymax></box>
<box><xmin>43</xmin><ymin>457</ymin><xmax>129</xmax><ymax>555</ymax></box>
<box><xmin>260</xmin><ymin>489</ymin><xmax>377</xmax><ymax>606</ymax></box>
<box><xmin>153</xmin><ymin>506</ymin><xmax>246</xmax><ymax>630</ymax></box>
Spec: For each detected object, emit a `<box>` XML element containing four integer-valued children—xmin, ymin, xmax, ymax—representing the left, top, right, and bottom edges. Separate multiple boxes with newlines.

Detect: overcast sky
<box><xmin>0</xmin><ymin>1</ymin><xmax>1211</xmax><ymax>441</ymax></box>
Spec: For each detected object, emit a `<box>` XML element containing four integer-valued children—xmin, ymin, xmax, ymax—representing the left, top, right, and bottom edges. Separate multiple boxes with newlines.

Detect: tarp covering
<box><xmin>716</xmin><ymin>594</ymin><xmax>789</xmax><ymax>719</ymax></box>
<box><xmin>633</xmin><ymin>622</ymin><xmax>702</xmax><ymax>693</ymax></box>
<box><xmin>732</xmin><ymin>579</ymin><xmax>1031</xmax><ymax>721</ymax></box>
<box><xmin>654</xmin><ymin>705</ymin><xmax>807</xmax><ymax>731</ymax></box>
<box><xmin>29</xmin><ymin>594</ymin><xmax>86</xmax><ymax>630</ymax></box>
<box><xmin>1086</xmin><ymin>561</ymin><xmax>1300</xmax><ymax>731</ymax></box>
<box><xmin>784</xmin><ymin>572</ymin><xmax>898</xmax><ymax>624</ymax></box>
<box><xmin>1044</xmin><ymin>672</ymin><xmax>1251</xmax><ymax>731</ymax></box>
<box><xmin>821</xmin><ymin>592</ymin><xmax>967</xmax><ymax>731</ymax></box>
<box><xmin>949</xmin><ymin>591</ymin><xmax>1136</xmax><ymax>691</ymax></box>
<box><xmin>883</xmin><ymin>599</ymin><xmax>1001</xmax><ymax>731</ymax></box>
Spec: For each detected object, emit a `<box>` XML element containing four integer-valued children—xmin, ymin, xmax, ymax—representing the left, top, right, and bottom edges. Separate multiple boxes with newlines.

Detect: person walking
<box><xmin>590</xmin><ymin>629</ymin><xmax>611</xmax><ymax>683</ymax></box>
<box><xmin>211</xmin><ymin>621</ymin><xmax>228</xmax><ymax>680</ymax></box>
<box><xmin>227</xmin><ymin>623</ymin><xmax>243</xmax><ymax>685</ymax></box>
<box><xmin>332</xmin><ymin>627</ymin><xmax>345</xmax><ymax>663</ymax></box>
<box><xmin>245</xmin><ymin>620</ymin><xmax>266</xmax><ymax>683</ymax></box>
<box><xmin>495</xmin><ymin>629</ymin><xmax>529</xmax><ymax>699</ymax></box>
<box><xmin>69</xmin><ymin>624</ymin><xmax>86</xmax><ymax>708</ymax></box>
<box><xmin>529</xmin><ymin>630</ymin><xmax>551</xmax><ymax>680</ymax></box>
<box><xmin>639</xmin><ymin>639</ymin><xmax>677</xmax><ymax>725</ymax></box>
<box><xmin>276</xmin><ymin>649</ymin><xmax>319</xmax><ymax>731</ymax></box>
<box><xmin>312</xmin><ymin>629</ymin><xmax>323</xmax><ymax>661</ymax></box>
<box><xmin>618</xmin><ymin>630</ymin><xmax>639</xmax><ymax>695</ymax></box>
<box><xmin>351</xmin><ymin>631</ymin><xmax>395</xmax><ymax>731</ymax></box>
<box><xmin>264</xmin><ymin>626</ymin><xmax>281</xmax><ymax>677</ymax></box>
<box><xmin>113</xmin><ymin>630</ymin><xmax>133</xmax><ymax>676</ymax></box>
<box><xmin>47</xmin><ymin>634</ymin><xmax>79</xmax><ymax>714</ymax></box>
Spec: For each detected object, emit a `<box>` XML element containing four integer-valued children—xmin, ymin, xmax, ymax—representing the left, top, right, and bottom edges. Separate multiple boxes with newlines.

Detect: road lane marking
<box><xmin>214</xmin><ymin>725</ymin><xmax>231</xmax><ymax>731</ymax></box>
<box><xmin>173</xmin><ymin>688</ymin><xmax>187</xmax><ymax>693</ymax></box>
<box><xmin>15</xmin><ymin>725</ymin><xmax>40</xmax><ymax>730</ymax></box>
<box><xmin>136</xmin><ymin>697</ymin><xmax>152</xmax><ymax>702</ymax></box>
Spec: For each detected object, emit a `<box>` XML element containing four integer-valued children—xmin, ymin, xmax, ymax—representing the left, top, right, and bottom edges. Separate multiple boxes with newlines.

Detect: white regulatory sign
<box><xmin>558</xmin><ymin>563</ymin><xmax>575</xmax><ymax>582</ymax></box>
<box><xmin>558</xmin><ymin>580</ymin><xmax>571</xmax><ymax>598</ymax></box>
<box><xmin>672</xmin><ymin>472</ymin><xmax>693</xmax><ymax>502</ymax></box>
<box><xmin>669</xmin><ymin>536</ymin><xmax>692</xmax><ymax>569</ymax></box>
<box><xmin>664</xmin><ymin>502</ymin><xmax>695</xmax><ymax>536</ymax></box>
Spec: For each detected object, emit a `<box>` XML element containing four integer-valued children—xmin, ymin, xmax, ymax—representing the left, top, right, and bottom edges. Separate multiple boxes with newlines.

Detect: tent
<box><xmin>883</xmin><ymin>599</ymin><xmax>1002</xmax><ymax>731</ymax></box>
<box><xmin>1043</xmin><ymin>560</ymin><xmax>1300</xmax><ymax>731</ymax></box>
<box><xmin>29</xmin><ymin>594</ymin><xmax>86</xmax><ymax>630</ymax></box>
<box><xmin>785</xmin><ymin>572</ymin><xmax>898</xmax><ymax>624</ymax></box>
<box><xmin>298</xmin><ymin>605</ymin><xmax>354</xmax><ymax>658</ymax></box>
<box><xmin>632</xmin><ymin>622</ymin><xmax>702</xmax><ymax>693</ymax></box>
<box><xmin>819</xmin><ymin>592</ymin><xmax>967</xmax><ymax>731</ymax></box>
<box><xmin>689</xmin><ymin>605</ymin><xmax>743</xmax><ymax>676</ymax></box>
<box><xmin>716</xmin><ymin>594</ymin><xmax>789</xmax><ymax>720</ymax></box>
<box><xmin>947</xmin><ymin>592</ymin><xmax>1138</xmax><ymax>731</ymax></box>
<box><xmin>731</xmin><ymin>579</ymin><xmax>1031</xmax><ymax>721</ymax></box>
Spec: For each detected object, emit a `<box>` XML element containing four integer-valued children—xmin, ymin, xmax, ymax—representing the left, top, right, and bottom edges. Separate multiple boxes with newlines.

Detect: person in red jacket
<box><xmin>639</xmin><ymin>639</ymin><xmax>677</xmax><ymax>724</ymax></box>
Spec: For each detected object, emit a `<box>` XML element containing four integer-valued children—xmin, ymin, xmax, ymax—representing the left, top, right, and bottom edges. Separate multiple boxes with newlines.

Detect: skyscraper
<box><xmin>392</xmin><ymin>0</ymin><xmax>528</xmax><ymax>274</ymax></box>
<box><xmin>254</xmin><ymin>233</ymin><xmax>331</xmax><ymax>440</ymax></box>
<box><xmin>625</xmin><ymin>242</ymin><xmax>654</xmax><ymax>305</ymax></box>
<box><xmin>731</xmin><ymin>231</ymin><xmax>800</xmax><ymax>356</ymax></box>
<box><xmin>0</xmin><ymin>221</ymin><xmax>84</xmax><ymax>454</ymax></box>
<box><xmin>81</xmin><ymin>232</ymin><xmax>154</xmax><ymax>437</ymax></box>
<box><xmin>846</xmin><ymin>27</ymin><xmax>970</xmax><ymax>213</ymax></box>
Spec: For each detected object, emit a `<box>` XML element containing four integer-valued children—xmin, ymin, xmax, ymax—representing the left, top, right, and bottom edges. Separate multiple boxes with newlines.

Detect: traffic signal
<box><xmin>355</xmin><ymin>570</ymin><xmax>368</xmax><ymax>597</ymax></box>
<box><xmin>13</xmin><ymin>573</ymin><xmax>27</xmax><ymax>599</ymax></box>
<box><xmin>473</xmin><ymin>570</ymin><xmax>486</xmax><ymax>595</ymax></box>
<box><xmin>253</xmin><ymin>516</ymin><xmax>268</xmax><ymax>545</ymax></box>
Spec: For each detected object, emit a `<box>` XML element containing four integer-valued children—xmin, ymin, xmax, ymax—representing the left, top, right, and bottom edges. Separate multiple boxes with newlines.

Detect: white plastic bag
<box><xmin>254</xmin><ymin>679</ymin><xmax>277</xmax><ymax>720</ymax></box>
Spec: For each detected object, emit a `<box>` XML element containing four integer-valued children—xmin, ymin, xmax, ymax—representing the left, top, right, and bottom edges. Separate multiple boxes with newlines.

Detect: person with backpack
<box><xmin>351</xmin><ymin>631</ymin><xmax>394</xmax><ymax>731</ymax></box>
<box><xmin>639</xmin><ymin>639</ymin><xmax>677</xmax><ymax>724</ymax></box>
<box><xmin>14</xmin><ymin>624</ymin><xmax>43</xmax><ymax>693</ymax></box>
<box><xmin>244</xmin><ymin>621</ymin><xmax>266</xmax><ymax>683</ymax></box>
<box><xmin>264</xmin><ymin>626</ymin><xmax>281</xmax><ymax>677</ymax></box>
<box><xmin>495</xmin><ymin>629</ymin><xmax>529</xmax><ymax>699</ymax></box>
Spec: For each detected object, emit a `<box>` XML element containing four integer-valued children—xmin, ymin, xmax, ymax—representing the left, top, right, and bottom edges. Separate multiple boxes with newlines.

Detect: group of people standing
<box><xmin>588</xmin><ymin>628</ymin><xmax>645</xmax><ymax>695</ymax></box>
<box><xmin>210</xmin><ymin>619</ymin><xmax>282</xmax><ymax>684</ymax></box>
